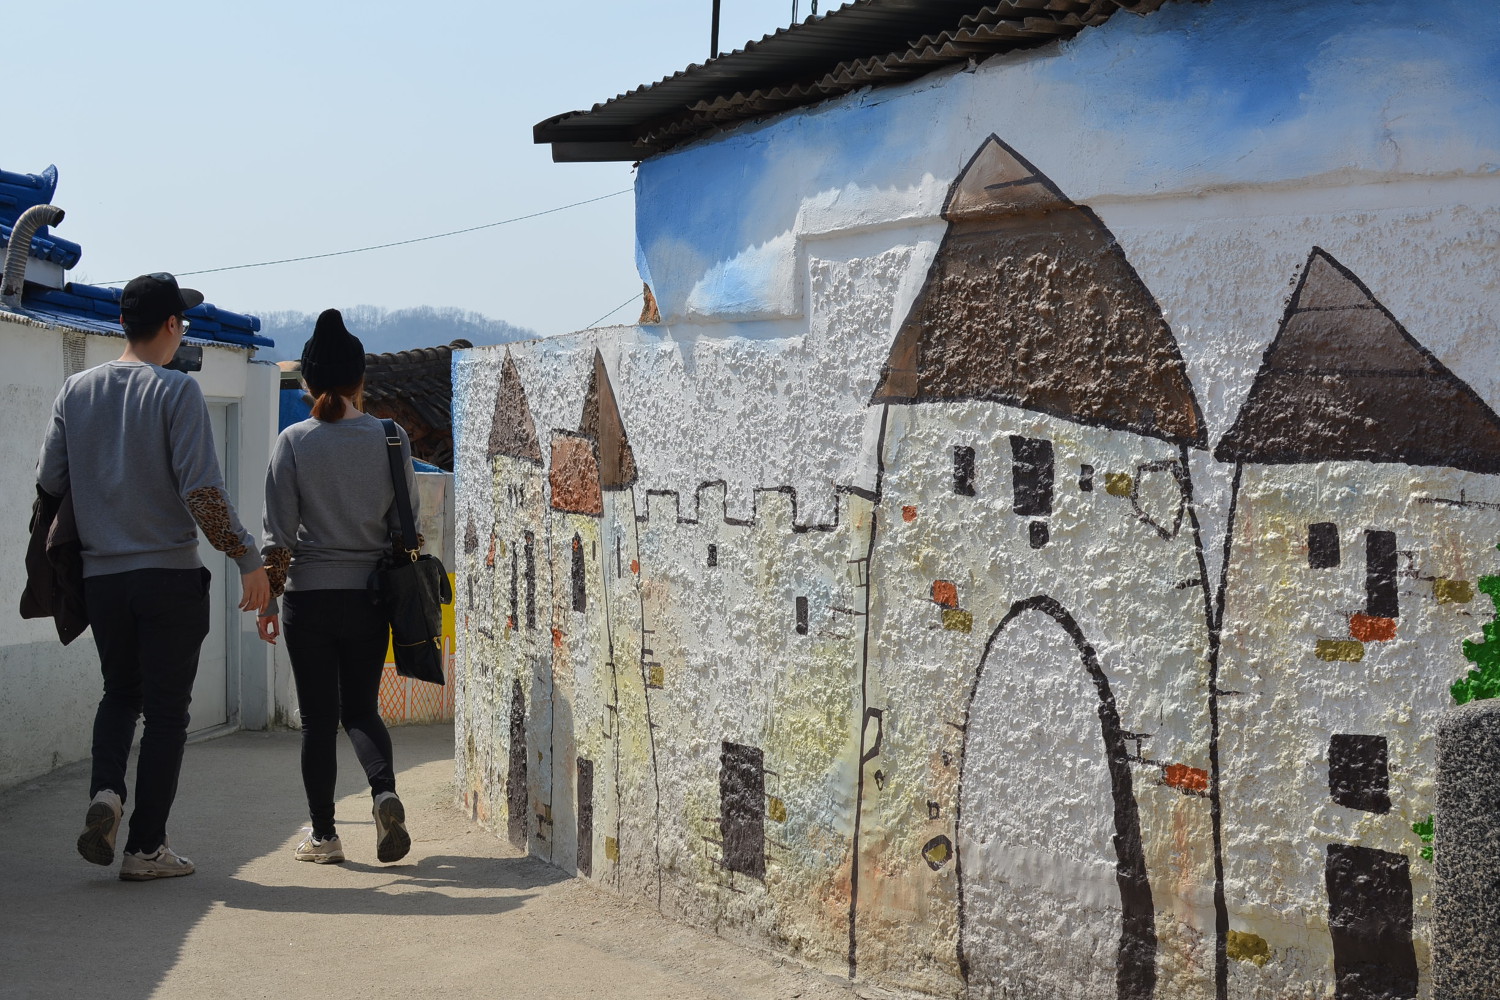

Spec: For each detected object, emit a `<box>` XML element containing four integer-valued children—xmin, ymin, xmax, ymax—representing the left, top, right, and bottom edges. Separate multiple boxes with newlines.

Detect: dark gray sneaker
<box><xmin>373</xmin><ymin>792</ymin><xmax>410</xmax><ymax>863</ymax></box>
<box><xmin>77</xmin><ymin>790</ymin><xmax>123</xmax><ymax>866</ymax></box>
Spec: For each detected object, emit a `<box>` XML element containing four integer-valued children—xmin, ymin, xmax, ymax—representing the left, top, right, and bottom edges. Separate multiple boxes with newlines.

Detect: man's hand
<box><xmin>257</xmin><ymin>615</ymin><xmax>280</xmax><ymax>645</ymax></box>
<box><xmin>239</xmin><ymin>567</ymin><xmax>270</xmax><ymax>613</ymax></box>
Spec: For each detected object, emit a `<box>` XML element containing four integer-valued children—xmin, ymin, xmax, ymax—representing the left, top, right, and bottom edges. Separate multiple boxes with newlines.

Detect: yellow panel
<box><xmin>1315</xmin><ymin>639</ymin><xmax>1364</xmax><ymax>662</ymax></box>
<box><xmin>942</xmin><ymin>608</ymin><xmax>974</xmax><ymax>633</ymax></box>
<box><xmin>1434</xmin><ymin>578</ymin><xmax>1474</xmax><ymax>604</ymax></box>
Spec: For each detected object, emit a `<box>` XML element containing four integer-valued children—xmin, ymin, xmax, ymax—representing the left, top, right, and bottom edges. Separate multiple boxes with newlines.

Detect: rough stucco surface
<box><xmin>1433</xmin><ymin>701</ymin><xmax>1500</xmax><ymax>1000</ymax></box>
<box><xmin>454</xmin><ymin>2</ymin><xmax>1500</xmax><ymax>997</ymax></box>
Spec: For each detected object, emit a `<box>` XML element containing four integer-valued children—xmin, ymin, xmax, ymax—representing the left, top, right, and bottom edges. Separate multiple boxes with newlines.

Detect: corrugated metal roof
<box><xmin>535</xmin><ymin>0</ymin><xmax>1159</xmax><ymax>162</ymax></box>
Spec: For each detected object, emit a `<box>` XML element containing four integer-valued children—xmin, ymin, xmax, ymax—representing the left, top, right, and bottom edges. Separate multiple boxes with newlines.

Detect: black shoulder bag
<box><xmin>370</xmin><ymin>419</ymin><xmax>452</xmax><ymax>685</ymax></box>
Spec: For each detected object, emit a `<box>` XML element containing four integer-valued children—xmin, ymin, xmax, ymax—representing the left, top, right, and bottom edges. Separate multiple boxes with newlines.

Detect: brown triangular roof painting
<box><xmin>1216</xmin><ymin>248</ymin><xmax>1500</xmax><ymax>473</ymax></box>
<box><xmin>871</xmin><ymin>134</ymin><xmax>1205</xmax><ymax>449</ymax></box>
<box><xmin>487</xmin><ymin>349</ymin><xmax>543</xmax><ymax>465</ymax></box>
<box><xmin>580</xmin><ymin>349</ymin><xmax>638</xmax><ymax>489</ymax></box>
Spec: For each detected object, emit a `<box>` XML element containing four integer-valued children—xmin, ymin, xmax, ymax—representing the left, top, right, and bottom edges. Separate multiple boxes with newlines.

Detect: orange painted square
<box><xmin>932</xmin><ymin>580</ymin><xmax>958</xmax><ymax>608</ymax></box>
<box><xmin>631</xmin><ymin>559</ymin><xmax>640</xmax><ymax>574</ymax></box>
<box><xmin>1349</xmin><ymin>613</ymin><xmax>1396</xmax><ymax>642</ymax></box>
<box><xmin>1164</xmin><ymin>763</ymin><xmax>1208</xmax><ymax>794</ymax></box>
<box><xmin>551</xmin><ymin>627</ymin><xmax>564</xmax><ymax>648</ymax></box>
<box><xmin>902</xmin><ymin>505</ymin><xmax>918</xmax><ymax>523</ymax></box>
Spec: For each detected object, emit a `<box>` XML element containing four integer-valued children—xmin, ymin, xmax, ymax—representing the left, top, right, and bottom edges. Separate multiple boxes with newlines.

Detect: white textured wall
<box><xmin>453</xmin><ymin>2</ymin><xmax>1500</xmax><ymax>997</ymax></box>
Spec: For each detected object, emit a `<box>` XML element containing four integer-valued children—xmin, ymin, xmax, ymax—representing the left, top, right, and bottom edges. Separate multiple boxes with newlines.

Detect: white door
<box><xmin>189</xmin><ymin>403</ymin><xmax>230</xmax><ymax>733</ymax></box>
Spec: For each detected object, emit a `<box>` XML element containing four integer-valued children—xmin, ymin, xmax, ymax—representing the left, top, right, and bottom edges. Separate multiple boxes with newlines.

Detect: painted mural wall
<box><xmin>453</xmin><ymin>2</ymin><xmax>1500</xmax><ymax>998</ymax></box>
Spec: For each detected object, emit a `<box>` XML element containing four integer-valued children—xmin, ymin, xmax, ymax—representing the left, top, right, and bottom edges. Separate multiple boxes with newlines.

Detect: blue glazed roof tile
<box><xmin>1</xmin><ymin>162</ymin><xmax>271</xmax><ymax>349</ymax></box>
<box><xmin>0</xmin><ymin>165</ymin><xmax>83</xmax><ymax>267</ymax></box>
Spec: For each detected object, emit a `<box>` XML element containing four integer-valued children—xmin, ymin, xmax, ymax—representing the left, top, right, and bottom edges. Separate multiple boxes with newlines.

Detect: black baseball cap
<box><xmin>119</xmin><ymin>272</ymin><xmax>204</xmax><ymax>331</ymax></box>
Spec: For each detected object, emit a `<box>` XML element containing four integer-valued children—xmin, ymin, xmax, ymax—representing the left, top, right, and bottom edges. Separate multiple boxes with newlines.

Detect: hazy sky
<box><xmin>6</xmin><ymin>1</ymin><xmax>810</xmax><ymax>340</ymax></box>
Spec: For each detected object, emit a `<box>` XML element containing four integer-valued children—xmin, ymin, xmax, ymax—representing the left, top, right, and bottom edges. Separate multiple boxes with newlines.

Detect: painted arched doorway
<box><xmin>956</xmin><ymin>595</ymin><xmax>1156</xmax><ymax>1000</ymax></box>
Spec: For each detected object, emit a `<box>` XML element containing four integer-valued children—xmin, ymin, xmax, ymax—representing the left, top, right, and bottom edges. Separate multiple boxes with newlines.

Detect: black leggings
<box><xmin>282</xmin><ymin>589</ymin><xmax>395</xmax><ymax>838</ymax></box>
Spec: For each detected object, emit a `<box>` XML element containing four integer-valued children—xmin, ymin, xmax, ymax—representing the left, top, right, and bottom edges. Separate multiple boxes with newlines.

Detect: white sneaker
<box><xmin>77</xmin><ymin>789</ymin><xmax>123</xmax><ymax>866</ymax></box>
<box><xmin>294</xmin><ymin>834</ymin><xmax>345</xmax><ymax>864</ymax></box>
<box><xmin>372</xmin><ymin>792</ymin><xmax>410</xmax><ymax>863</ymax></box>
<box><xmin>119</xmin><ymin>842</ymin><xmax>195</xmax><ymax>881</ymax></box>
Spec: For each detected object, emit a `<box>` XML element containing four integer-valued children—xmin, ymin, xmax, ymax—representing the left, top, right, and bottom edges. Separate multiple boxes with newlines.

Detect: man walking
<box><xmin>36</xmin><ymin>272</ymin><xmax>269</xmax><ymax>880</ymax></box>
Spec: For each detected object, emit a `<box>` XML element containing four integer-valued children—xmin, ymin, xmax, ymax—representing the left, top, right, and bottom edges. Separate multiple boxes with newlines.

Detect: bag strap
<box><xmin>380</xmin><ymin>419</ymin><xmax>419</xmax><ymax>562</ymax></box>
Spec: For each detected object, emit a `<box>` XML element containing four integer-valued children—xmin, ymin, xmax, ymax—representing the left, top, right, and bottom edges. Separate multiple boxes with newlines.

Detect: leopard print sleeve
<box><xmin>263</xmin><ymin>546</ymin><xmax>291</xmax><ymax>597</ymax></box>
<box><xmin>184</xmin><ymin>486</ymin><xmax>249</xmax><ymax>559</ymax></box>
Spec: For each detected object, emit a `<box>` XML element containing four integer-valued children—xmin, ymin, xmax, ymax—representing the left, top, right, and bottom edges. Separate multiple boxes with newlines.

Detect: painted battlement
<box><xmin>637</xmin><ymin>479</ymin><xmax>877</xmax><ymax>534</ymax></box>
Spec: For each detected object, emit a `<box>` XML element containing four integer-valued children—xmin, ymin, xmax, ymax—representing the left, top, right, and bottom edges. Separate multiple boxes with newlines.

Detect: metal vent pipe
<box><xmin>1</xmin><ymin>203</ymin><xmax>66</xmax><ymax>310</ymax></box>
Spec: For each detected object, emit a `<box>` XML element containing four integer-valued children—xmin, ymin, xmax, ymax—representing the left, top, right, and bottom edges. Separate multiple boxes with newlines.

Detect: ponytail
<box><xmin>310</xmin><ymin>391</ymin><xmax>346</xmax><ymax>422</ymax></box>
<box><xmin>305</xmin><ymin>379</ymin><xmax>364</xmax><ymax>422</ymax></box>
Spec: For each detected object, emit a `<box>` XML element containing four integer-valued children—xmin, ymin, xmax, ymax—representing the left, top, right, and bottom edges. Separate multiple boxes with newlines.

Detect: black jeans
<box><xmin>85</xmin><ymin>567</ymin><xmax>211</xmax><ymax>854</ymax></box>
<box><xmin>282</xmin><ymin>589</ymin><xmax>396</xmax><ymax>838</ymax></box>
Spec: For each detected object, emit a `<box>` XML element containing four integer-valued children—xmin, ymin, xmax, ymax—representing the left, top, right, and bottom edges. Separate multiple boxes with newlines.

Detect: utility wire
<box><xmin>585</xmin><ymin>291</ymin><xmax>643</xmax><ymax>330</ymax></box>
<box><xmin>95</xmin><ymin>188</ymin><xmax>632</xmax><ymax>284</ymax></box>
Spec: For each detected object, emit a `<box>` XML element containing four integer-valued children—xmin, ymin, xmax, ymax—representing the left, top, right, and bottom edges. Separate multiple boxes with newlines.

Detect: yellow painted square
<box><xmin>942</xmin><ymin>609</ymin><xmax>973</xmax><ymax>633</ymax></box>
<box><xmin>1315</xmin><ymin>639</ymin><xmax>1364</xmax><ymax>662</ymax></box>
<box><xmin>649</xmin><ymin>664</ymin><xmax>665</xmax><ymax>687</ymax></box>
<box><xmin>767</xmin><ymin>796</ymin><xmax>787</xmax><ymax>823</ymax></box>
<box><xmin>1435</xmin><ymin>579</ymin><xmax>1474</xmax><ymax>604</ymax></box>
<box><xmin>1104</xmin><ymin>473</ymin><xmax>1134</xmax><ymax>497</ymax></box>
<box><xmin>605</xmin><ymin>836</ymin><xmax>619</xmax><ymax>862</ymax></box>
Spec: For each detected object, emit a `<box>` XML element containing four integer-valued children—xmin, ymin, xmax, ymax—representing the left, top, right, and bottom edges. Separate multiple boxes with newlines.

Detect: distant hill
<box><xmin>253</xmin><ymin>305</ymin><xmax>536</xmax><ymax>360</ymax></box>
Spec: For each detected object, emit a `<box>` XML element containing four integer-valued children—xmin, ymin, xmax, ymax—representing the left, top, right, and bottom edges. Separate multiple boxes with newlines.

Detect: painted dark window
<box><xmin>524</xmin><ymin>531</ymin><xmax>536</xmax><ymax>629</ymax></box>
<box><xmin>1325</xmin><ymin>844</ymin><xmax>1417</xmax><ymax>1000</ymax></box>
<box><xmin>1079</xmin><ymin>464</ymin><xmax>1095</xmax><ymax>492</ymax></box>
<box><xmin>1029</xmin><ymin>520</ymin><xmax>1049</xmax><ymax>549</ymax></box>
<box><xmin>795</xmin><ymin>596</ymin><xmax>808</xmax><ymax>635</ymax></box>
<box><xmin>1365</xmin><ymin>530</ymin><xmax>1399</xmax><ymax>618</ymax></box>
<box><xmin>953</xmin><ymin>446</ymin><xmax>976</xmax><ymax>496</ymax></box>
<box><xmin>707</xmin><ymin>544</ymin><xmax>718</xmax><ymax>568</ymax></box>
<box><xmin>1009</xmin><ymin>436</ymin><xmax>1054</xmax><ymax>517</ymax></box>
<box><xmin>576</xmin><ymin>757</ymin><xmax>594</xmax><ymax>878</ymax></box>
<box><xmin>507</xmin><ymin>680</ymin><xmax>527</xmax><ymax>847</ymax></box>
<box><xmin>571</xmin><ymin>534</ymin><xmax>587</xmax><ymax>613</ymax></box>
<box><xmin>1328</xmin><ymin>735</ymin><xmax>1390</xmax><ymax>814</ymax></box>
<box><xmin>1309</xmin><ymin>522</ymin><xmax>1341</xmax><ymax>569</ymax></box>
<box><xmin>720</xmin><ymin>742</ymin><xmax>765</xmax><ymax>879</ymax></box>
<box><xmin>509</xmin><ymin>550</ymin><xmax>519</xmax><ymax>626</ymax></box>
<box><xmin>616</xmin><ymin>535</ymin><xmax>622</xmax><ymax>578</ymax></box>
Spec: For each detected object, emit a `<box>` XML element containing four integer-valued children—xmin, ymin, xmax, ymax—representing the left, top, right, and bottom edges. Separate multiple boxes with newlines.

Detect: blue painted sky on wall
<box><xmin>636</xmin><ymin>0</ymin><xmax>1500</xmax><ymax>322</ymax></box>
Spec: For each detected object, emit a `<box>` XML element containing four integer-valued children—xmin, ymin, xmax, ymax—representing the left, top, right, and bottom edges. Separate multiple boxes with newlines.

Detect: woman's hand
<box><xmin>257</xmin><ymin>614</ymin><xmax>281</xmax><ymax>645</ymax></box>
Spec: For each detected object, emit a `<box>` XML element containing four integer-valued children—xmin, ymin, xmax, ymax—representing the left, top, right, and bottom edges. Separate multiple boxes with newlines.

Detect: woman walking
<box><xmin>256</xmin><ymin>309</ymin><xmax>415</xmax><ymax>864</ymax></box>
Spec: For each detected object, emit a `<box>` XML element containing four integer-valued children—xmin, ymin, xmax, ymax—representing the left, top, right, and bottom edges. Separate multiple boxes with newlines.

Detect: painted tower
<box><xmin>473</xmin><ymin>349</ymin><xmax>552</xmax><ymax>853</ymax></box>
<box><xmin>855</xmin><ymin>135</ymin><xmax>1218</xmax><ymax>999</ymax></box>
<box><xmin>1214</xmin><ymin>247</ymin><xmax>1500</xmax><ymax>1000</ymax></box>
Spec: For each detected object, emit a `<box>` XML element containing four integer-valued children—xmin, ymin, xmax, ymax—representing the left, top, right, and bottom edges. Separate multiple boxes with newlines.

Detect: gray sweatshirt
<box><xmin>260</xmin><ymin>412</ymin><xmax>417</xmax><ymax>615</ymax></box>
<box><xmin>36</xmin><ymin>361</ymin><xmax>261</xmax><ymax>578</ymax></box>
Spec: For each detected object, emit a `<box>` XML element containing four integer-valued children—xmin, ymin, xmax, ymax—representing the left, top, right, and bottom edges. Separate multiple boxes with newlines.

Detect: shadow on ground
<box><xmin>0</xmin><ymin>724</ymin><xmax>563</xmax><ymax>998</ymax></box>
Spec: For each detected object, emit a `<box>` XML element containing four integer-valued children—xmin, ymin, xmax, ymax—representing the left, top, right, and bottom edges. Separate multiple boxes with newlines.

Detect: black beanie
<box><xmin>300</xmin><ymin>308</ymin><xmax>366</xmax><ymax>391</ymax></box>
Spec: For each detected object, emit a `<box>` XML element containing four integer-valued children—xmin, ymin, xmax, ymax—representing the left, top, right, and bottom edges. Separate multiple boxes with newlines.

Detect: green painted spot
<box><xmin>1435</xmin><ymin>578</ymin><xmax>1474</xmax><ymax>604</ymax></box>
<box><xmin>942</xmin><ymin>608</ymin><xmax>973</xmax><ymax>633</ymax></box>
<box><xmin>1316</xmin><ymin>639</ymin><xmax>1364</xmax><ymax>662</ymax></box>
<box><xmin>1104</xmin><ymin>473</ymin><xmax>1134</xmax><ymax>497</ymax></box>
<box><xmin>1453</xmin><ymin>573</ymin><xmax>1500</xmax><ymax>704</ymax></box>
<box><xmin>1413</xmin><ymin>814</ymin><xmax>1435</xmax><ymax>862</ymax></box>
<box><xmin>1226</xmin><ymin>930</ymin><xmax>1271</xmax><ymax>967</ymax></box>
